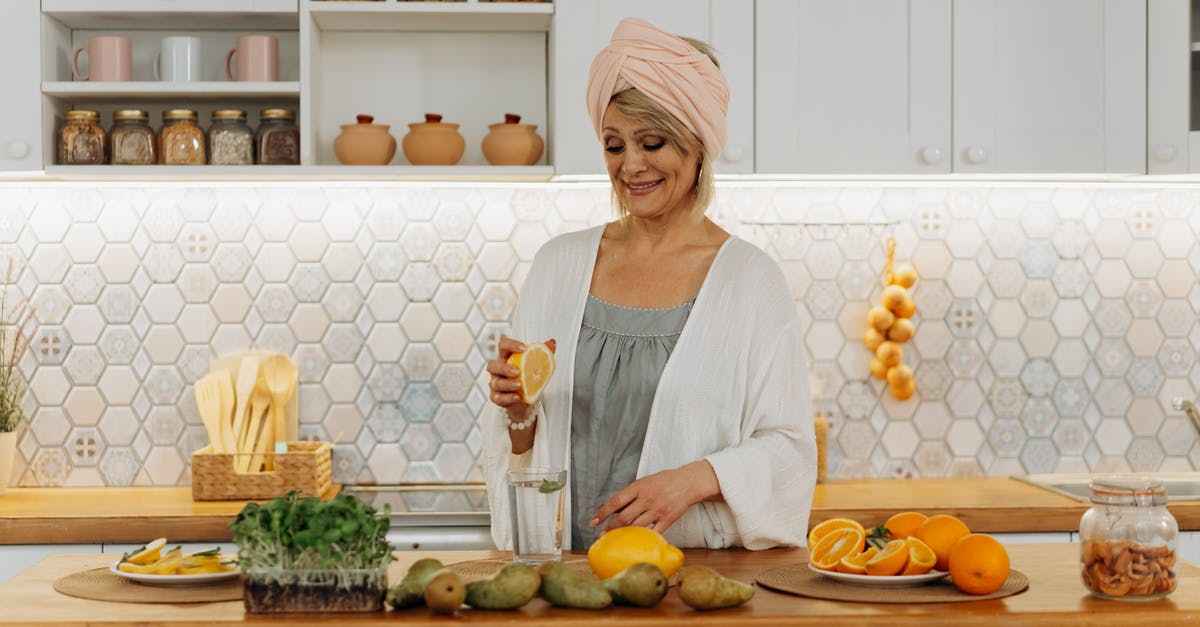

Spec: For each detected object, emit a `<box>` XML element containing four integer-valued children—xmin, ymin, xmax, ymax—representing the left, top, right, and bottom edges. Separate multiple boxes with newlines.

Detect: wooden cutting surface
<box><xmin>2</xmin><ymin>479</ymin><xmax>1199</xmax><ymax>544</ymax></box>
<box><xmin>0</xmin><ymin>544</ymin><xmax>1195</xmax><ymax>625</ymax></box>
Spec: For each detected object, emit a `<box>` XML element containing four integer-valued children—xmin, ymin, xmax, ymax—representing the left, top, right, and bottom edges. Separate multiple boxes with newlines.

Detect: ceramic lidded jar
<box><xmin>334</xmin><ymin>114</ymin><xmax>397</xmax><ymax>165</ymax></box>
<box><xmin>481</xmin><ymin>113</ymin><xmax>544</xmax><ymax>166</ymax></box>
<box><xmin>401</xmin><ymin>113</ymin><xmax>465</xmax><ymax>165</ymax></box>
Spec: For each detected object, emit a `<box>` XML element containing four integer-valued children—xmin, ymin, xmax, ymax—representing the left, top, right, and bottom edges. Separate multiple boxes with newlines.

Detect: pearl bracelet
<box><xmin>505</xmin><ymin>407</ymin><xmax>538</xmax><ymax>431</ymax></box>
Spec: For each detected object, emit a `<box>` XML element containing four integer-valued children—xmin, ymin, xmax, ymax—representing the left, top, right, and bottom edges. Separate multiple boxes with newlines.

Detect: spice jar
<box><xmin>401</xmin><ymin>113</ymin><xmax>465</xmax><ymax>165</ymax></box>
<box><xmin>1079</xmin><ymin>476</ymin><xmax>1178</xmax><ymax>601</ymax></box>
<box><xmin>256</xmin><ymin>108</ymin><xmax>300</xmax><ymax>165</ymax></box>
<box><xmin>208</xmin><ymin>109</ymin><xmax>254</xmax><ymax>165</ymax></box>
<box><xmin>109</xmin><ymin>109</ymin><xmax>156</xmax><ymax>165</ymax></box>
<box><xmin>159</xmin><ymin>109</ymin><xmax>206</xmax><ymax>165</ymax></box>
<box><xmin>57</xmin><ymin>109</ymin><xmax>107</xmax><ymax>165</ymax></box>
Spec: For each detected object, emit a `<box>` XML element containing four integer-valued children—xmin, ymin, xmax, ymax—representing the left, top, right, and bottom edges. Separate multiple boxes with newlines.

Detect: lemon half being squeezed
<box><xmin>507</xmin><ymin>341</ymin><xmax>556</xmax><ymax>404</ymax></box>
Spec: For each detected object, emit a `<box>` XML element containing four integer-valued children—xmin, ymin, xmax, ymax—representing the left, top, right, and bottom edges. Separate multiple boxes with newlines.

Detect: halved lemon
<box><xmin>507</xmin><ymin>342</ymin><xmax>556</xmax><ymax>404</ymax></box>
<box><xmin>123</xmin><ymin>537</ymin><xmax>167</xmax><ymax>565</ymax></box>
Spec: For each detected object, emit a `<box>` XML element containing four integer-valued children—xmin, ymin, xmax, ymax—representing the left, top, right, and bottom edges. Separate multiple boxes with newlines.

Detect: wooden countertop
<box><xmin>3</xmin><ymin>479</ymin><xmax>1199</xmax><ymax>545</ymax></box>
<box><xmin>0</xmin><ymin>545</ymin><xmax>1196</xmax><ymax>625</ymax></box>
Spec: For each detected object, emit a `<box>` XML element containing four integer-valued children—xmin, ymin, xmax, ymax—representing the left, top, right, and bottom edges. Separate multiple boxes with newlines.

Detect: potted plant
<box><xmin>0</xmin><ymin>259</ymin><xmax>33</xmax><ymax>495</ymax></box>
<box><xmin>230</xmin><ymin>491</ymin><xmax>395</xmax><ymax>612</ymax></box>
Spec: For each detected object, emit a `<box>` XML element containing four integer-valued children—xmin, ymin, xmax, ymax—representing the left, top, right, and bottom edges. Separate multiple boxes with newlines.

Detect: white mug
<box><xmin>154</xmin><ymin>36</ymin><xmax>202</xmax><ymax>82</ymax></box>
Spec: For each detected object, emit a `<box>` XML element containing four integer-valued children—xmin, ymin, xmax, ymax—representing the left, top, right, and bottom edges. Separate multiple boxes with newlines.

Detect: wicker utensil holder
<box><xmin>191</xmin><ymin>441</ymin><xmax>335</xmax><ymax>501</ymax></box>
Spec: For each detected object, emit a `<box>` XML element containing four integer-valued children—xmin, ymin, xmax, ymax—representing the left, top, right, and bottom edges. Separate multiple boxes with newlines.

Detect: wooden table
<box><xmin>6</xmin><ymin>478</ymin><xmax>1199</xmax><ymax>544</ymax></box>
<box><xmin>1</xmin><ymin>544</ymin><xmax>1196</xmax><ymax>625</ymax></box>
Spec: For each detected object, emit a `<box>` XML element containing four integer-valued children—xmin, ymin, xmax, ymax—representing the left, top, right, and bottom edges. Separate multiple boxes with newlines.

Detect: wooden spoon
<box><xmin>231</xmin><ymin>355</ymin><xmax>261</xmax><ymax>472</ymax></box>
<box><xmin>245</xmin><ymin>375</ymin><xmax>272</xmax><ymax>472</ymax></box>
<box><xmin>213</xmin><ymin>369</ymin><xmax>236</xmax><ymax>456</ymax></box>
<box><xmin>261</xmin><ymin>353</ymin><xmax>298</xmax><ymax>455</ymax></box>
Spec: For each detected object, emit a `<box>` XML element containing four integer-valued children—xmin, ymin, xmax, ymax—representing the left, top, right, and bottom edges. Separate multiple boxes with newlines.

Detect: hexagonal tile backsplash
<box><xmin>2</xmin><ymin>183</ymin><xmax>1199</xmax><ymax>487</ymax></box>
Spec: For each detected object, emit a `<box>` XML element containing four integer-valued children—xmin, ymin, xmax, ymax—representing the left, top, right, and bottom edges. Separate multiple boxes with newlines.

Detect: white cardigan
<box><xmin>482</xmin><ymin>225</ymin><xmax>816</xmax><ymax>550</ymax></box>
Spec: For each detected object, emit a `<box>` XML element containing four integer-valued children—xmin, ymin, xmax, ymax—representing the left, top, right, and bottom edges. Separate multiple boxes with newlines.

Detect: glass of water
<box><xmin>507</xmin><ymin>467</ymin><xmax>567</xmax><ymax>565</ymax></box>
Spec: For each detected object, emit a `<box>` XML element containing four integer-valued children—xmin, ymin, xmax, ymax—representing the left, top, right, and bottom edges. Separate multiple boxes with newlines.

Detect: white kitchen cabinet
<box><xmin>1147</xmin><ymin>0</ymin><xmax>1197</xmax><ymax>173</ymax></box>
<box><xmin>552</xmin><ymin>0</ymin><xmax>754</xmax><ymax>175</ymax></box>
<box><xmin>756</xmin><ymin>0</ymin><xmax>1146</xmax><ymax>175</ymax></box>
<box><xmin>0</xmin><ymin>0</ymin><xmax>44</xmax><ymax>171</ymax></box>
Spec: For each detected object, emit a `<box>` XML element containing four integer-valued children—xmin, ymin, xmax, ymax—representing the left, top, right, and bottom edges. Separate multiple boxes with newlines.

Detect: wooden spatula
<box><xmin>262</xmin><ymin>353</ymin><xmax>298</xmax><ymax>455</ymax></box>
<box><xmin>193</xmin><ymin>373</ymin><xmax>224</xmax><ymax>453</ymax></box>
<box><xmin>214</xmin><ymin>369</ymin><xmax>236</xmax><ymax>455</ymax></box>
<box><xmin>245</xmin><ymin>374</ymin><xmax>272</xmax><ymax>472</ymax></box>
<box><xmin>231</xmin><ymin>355</ymin><xmax>261</xmax><ymax>472</ymax></box>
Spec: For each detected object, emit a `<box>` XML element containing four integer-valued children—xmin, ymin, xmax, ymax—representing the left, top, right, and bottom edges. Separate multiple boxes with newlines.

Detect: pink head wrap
<box><xmin>586</xmin><ymin>18</ymin><xmax>730</xmax><ymax>158</ymax></box>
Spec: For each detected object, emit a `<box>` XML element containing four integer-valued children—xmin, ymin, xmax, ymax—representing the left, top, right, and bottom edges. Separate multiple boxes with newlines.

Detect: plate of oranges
<box><xmin>805</xmin><ymin>512</ymin><xmax>1011</xmax><ymax>594</ymax></box>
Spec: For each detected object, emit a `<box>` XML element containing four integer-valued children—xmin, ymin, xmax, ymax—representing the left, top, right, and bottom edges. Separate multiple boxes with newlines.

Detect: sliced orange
<box><xmin>506</xmin><ymin>342</ymin><xmax>556</xmax><ymax>404</ymax></box>
<box><xmin>865</xmin><ymin>539</ymin><xmax>909</xmax><ymax>576</ymax></box>
<box><xmin>807</xmin><ymin>517</ymin><xmax>866</xmax><ymax>549</ymax></box>
<box><xmin>900</xmin><ymin>536</ymin><xmax>937</xmax><ymax>575</ymax></box>
<box><xmin>809</xmin><ymin>528</ymin><xmax>866</xmax><ymax>571</ymax></box>
<box><xmin>123</xmin><ymin>537</ymin><xmax>167</xmax><ymax>565</ymax></box>
<box><xmin>883</xmin><ymin>511</ymin><xmax>928</xmax><ymax>540</ymax></box>
<box><xmin>836</xmin><ymin>547</ymin><xmax>880</xmax><ymax>575</ymax></box>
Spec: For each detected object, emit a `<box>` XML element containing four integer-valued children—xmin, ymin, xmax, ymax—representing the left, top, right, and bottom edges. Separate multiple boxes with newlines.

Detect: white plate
<box><xmin>109</xmin><ymin>558</ymin><xmax>240</xmax><ymax>586</ymax></box>
<box><xmin>808</xmin><ymin>562</ymin><xmax>948</xmax><ymax>587</ymax></box>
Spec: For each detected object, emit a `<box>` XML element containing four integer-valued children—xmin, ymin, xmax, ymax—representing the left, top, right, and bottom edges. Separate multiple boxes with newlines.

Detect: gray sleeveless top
<box><xmin>570</xmin><ymin>293</ymin><xmax>695</xmax><ymax>549</ymax></box>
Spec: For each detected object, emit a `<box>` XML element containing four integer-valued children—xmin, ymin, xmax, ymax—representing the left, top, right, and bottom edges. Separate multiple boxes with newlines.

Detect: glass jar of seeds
<box><xmin>256</xmin><ymin>108</ymin><xmax>300</xmax><ymax>165</ymax></box>
<box><xmin>208</xmin><ymin>109</ymin><xmax>254</xmax><ymax>165</ymax></box>
<box><xmin>159</xmin><ymin>109</ymin><xmax>206</xmax><ymax>165</ymax></box>
<box><xmin>109</xmin><ymin>109</ymin><xmax>156</xmax><ymax>165</ymax></box>
<box><xmin>57</xmin><ymin>109</ymin><xmax>107</xmax><ymax>165</ymax></box>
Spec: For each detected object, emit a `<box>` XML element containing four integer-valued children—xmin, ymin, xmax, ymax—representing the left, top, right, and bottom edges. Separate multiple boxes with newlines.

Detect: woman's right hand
<box><xmin>485</xmin><ymin>336</ymin><xmax>558</xmax><ymax>418</ymax></box>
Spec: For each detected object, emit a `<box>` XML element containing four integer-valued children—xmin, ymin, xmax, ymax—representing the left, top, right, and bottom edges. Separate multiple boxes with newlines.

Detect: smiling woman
<box><xmin>481</xmin><ymin>17</ymin><xmax>816</xmax><ymax>553</ymax></box>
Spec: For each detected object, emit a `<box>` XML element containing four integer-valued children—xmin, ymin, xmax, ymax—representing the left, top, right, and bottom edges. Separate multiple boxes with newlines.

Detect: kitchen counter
<box><xmin>0</xmin><ymin>544</ymin><xmax>1196</xmax><ymax>625</ymax></box>
<box><xmin>3</xmin><ymin>478</ymin><xmax>1199</xmax><ymax>544</ymax></box>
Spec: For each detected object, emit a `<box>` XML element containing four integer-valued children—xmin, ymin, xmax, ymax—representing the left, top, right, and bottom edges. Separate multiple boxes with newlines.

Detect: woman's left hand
<box><xmin>590</xmin><ymin>460</ymin><xmax>721</xmax><ymax>534</ymax></box>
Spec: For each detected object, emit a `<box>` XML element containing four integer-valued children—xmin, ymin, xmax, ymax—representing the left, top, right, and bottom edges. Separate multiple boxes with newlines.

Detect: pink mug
<box><xmin>225</xmin><ymin>35</ymin><xmax>278</xmax><ymax>82</ymax></box>
<box><xmin>72</xmin><ymin>36</ymin><xmax>132</xmax><ymax>82</ymax></box>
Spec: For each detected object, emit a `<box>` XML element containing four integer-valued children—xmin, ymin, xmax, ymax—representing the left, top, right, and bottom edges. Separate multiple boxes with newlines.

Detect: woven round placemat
<box><xmin>756</xmin><ymin>565</ymin><xmax>1028</xmax><ymax>603</ymax></box>
<box><xmin>446</xmin><ymin>558</ymin><xmax>595</xmax><ymax>583</ymax></box>
<box><xmin>53</xmin><ymin>568</ymin><xmax>242</xmax><ymax>604</ymax></box>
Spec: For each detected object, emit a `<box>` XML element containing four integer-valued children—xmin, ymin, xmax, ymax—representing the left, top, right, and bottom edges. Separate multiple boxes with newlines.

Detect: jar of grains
<box><xmin>256</xmin><ymin>108</ymin><xmax>300</xmax><ymax>164</ymax></box>
<box><xmin>109</xmin><ymin>109</ymin><xmax>156</xmax><ymax>165</ymax></box>
<box><xmin>159</xmin><ymin>109</ymin><xmax>206</xmax><ymax>165</ymax></box>
<box><xmin>57</xmin><ymin>109</ymin><xmax>107</xmax><ymax>164</ymax></box>
<box><xmin>208</xmin><ymin>109</ymin><xmax>254</xmax><ymax>165</ymax></box>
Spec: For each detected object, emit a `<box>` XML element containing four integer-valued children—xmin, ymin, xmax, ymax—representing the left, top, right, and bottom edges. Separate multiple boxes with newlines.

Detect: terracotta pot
<box><xmin>401</xmin><ymin>113</ymin><xmax>465</xmax><ymax>165</ymax></box>
<box><xmin>481</xmin><ymin>113</ymin><xmax>544</xmax><ymax>166</ymax></box>
<box><xmin>0</xmin><ymin>430</ymin><xmax>16</xmax><ymax>495</ymax></box>
<box><xmin>333</xmin><ymin>114</ymin><xmax>396</xmax><ymax>165</ymax></box>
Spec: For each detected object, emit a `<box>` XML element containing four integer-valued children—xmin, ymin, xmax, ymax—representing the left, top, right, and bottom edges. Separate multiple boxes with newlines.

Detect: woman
<box><xmin>483</xmin><ymin>17</ymin><xmax>815</xmax><ymax>551</ymax></box>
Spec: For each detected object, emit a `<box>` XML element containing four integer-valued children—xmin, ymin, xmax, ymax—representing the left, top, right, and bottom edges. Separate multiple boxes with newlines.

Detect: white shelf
<box><xmin>42</xmin><ymin>164</ymin><xmax>554</xmax><ymax>180</ymax></box>
<box><xmin>43</xmin><ymin>82</ymin><xmax>301</xmax><ymax>100</ymax></box>
<box><xmin>307</xmin><ymin>1</ymin><xmax>553</xmax><ymax>32</ymax></box>
<box><xmin>42</xmin><ymin>0</ymin><xmax>299</xmax><ymax>30</ymax></box>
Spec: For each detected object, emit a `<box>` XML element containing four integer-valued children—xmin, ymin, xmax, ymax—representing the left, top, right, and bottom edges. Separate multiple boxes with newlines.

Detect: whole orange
<box><xmin>948</xmin><ymin>533</ymin><xmax>1010</xmax><ymax>595</ymax></box>
<box><xmin>913</xmin><ymin>514</ymin><xmax>970</xmax><ymax>571</ymax></box>
<box><xmin>883</xmin><ymin>511</ymin><xmax>928</xmax><ymax>540</ymax></box>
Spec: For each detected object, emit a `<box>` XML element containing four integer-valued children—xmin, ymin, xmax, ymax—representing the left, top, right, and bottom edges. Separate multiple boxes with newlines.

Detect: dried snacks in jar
<box><xmin>110</xmin><ymin>109</ymin><xmax>156</xmax><ymax>165</ymax></box>
<box><xmin>209</xmin><ymin>109</ymin><xmax>254</xmax><ymax>165</ymax></box>
<box><xmin>160</xmin><ymin>109</ymin><xmax>206</xmax><ymax>165</ymax></box>
<box><xmin>58</xmin><ymin>109</ymin><xmax>107</xmax><ymax>164</ymax></box>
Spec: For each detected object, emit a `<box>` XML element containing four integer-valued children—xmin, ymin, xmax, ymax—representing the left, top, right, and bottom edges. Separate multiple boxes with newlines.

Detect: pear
<box><xmin>678</xmin><ymin>565</ymin><xmax>755</xmax><ymax>610</ymax></box>
<box><xmin>464</xmin><ymin>563</ymin><xmax>541</xmax><ymax>610</ymax></box>
<box><xmin>423</xmin><ymin>570</ymin><xmax>466</xmax><ymax>615</ymax></box>
<box><xmin>537</xmin><ymin>561</ymin><xmax>612</xmax><ymax>609</ymax></box>
<box><xmin>386</xmin><ymin>558</ymin><xmax>445</xmax><ymax>609</ymax></box>
<box><xmin>602</xmin><ymin>562</ymin><xmax>667</xmax><ymax>608</ymax></box>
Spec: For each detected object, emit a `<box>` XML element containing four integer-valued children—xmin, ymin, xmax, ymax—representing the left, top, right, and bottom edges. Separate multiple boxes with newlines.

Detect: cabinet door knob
<box><xmin>6</xmin><ymin>141</ymin><xmax>28</xmax><ymax>159</ymax></box>
<box><xmin>964</xmin><ymin>145</ymin><xmax>987</xmax><ymax>165</ymax></box>
<box><xmin>721</xmin><ymin>143</ymin><xmax>744</xmax><ymax>163</ymax></box>
<box><xmin>1153</xmin><ymin>144</ymin><xmax>1177</xmax><ymax>163</ymax></box>
<box><xmin>919</xmin><ymin>146</ymin><xmax>942</xmax><ymax>165</ymax></box>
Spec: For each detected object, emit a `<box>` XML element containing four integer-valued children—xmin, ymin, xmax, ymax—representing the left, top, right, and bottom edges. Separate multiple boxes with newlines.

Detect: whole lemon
<box><xmin>882</xmin><ymin>285</ymin><xmax>908</xmax><ymax>312</ymax></box>
<box><xmin>587</xmin><ymin>526</ymin><xmax>684</xmax><ymax>580</ymax></box>
<box><xmin>893</xmin><ymin>266</ymin><xmax>918</xmax><ymax>289</ymax></box>
<box><xmin>867</xmin><ymin>306</ymin><xmax>895</xmax><ymax>333</ymax></box>
<box><xmin>863</xmin><ymin>327</ymin><xmax>886</xmax><ymax>352</ymax></box>
<box><xmin>887</xmin><ymin>318</ymin><xmax>915</xmax><ymax>343</ymax></box>
<box><xmin>876</xmin><ymin>341</ymin><xmax>903</xmax><ymax>369</ymax></box>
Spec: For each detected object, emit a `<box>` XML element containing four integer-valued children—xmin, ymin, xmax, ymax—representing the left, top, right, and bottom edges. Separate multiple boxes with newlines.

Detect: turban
<box><xmin>586</xmin><ymin>18</ymin><xmax>730</xmax><ymax>158</ymax></box>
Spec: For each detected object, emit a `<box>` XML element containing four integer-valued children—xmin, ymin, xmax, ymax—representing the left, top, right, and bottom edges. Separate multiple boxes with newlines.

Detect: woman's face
<box><xmin>601</xmin><ymin>105</ymin><xmax>700</xmax><ymax>221</ymax></box>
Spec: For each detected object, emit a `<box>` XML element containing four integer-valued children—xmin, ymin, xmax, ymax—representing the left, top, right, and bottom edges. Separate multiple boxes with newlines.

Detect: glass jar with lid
<box><xmin>159</xmin><ymin>109</ymin><xmax>206</xmax><ymax>165</ymax></box>
<box><xmin>109</xmin><ymin>109</ymin><xmax>156</xmax><ymax>165</ymax></box>
<box><xmin>256</xmin><ymin>108</ymin><xmax>300</xmax><ymax>165</ymax></box>
<box><xmin>208</xmin><ymin>109</ymin><xmax>254</xmax><ymax>165</ymax></box>
<box><xmin>1079</xmin><ymin>476</ymin><xmax>1178</xmax><ymax>601</ymax></box>
<box><xmin>57</xmin><ymin>109</ymin><xmax>107</xmax><ymax>164</ymax></box>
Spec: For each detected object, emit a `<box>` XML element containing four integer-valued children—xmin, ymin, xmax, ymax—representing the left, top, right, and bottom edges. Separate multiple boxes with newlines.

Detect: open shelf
<box><xmin>42</xmin><ymin>0</ymin><xmax>299</xmax><ymax>30</ymax></box>
<box><xmin>306</xmin><ymin>0</ymin><xmax>552</xmax><ymax>32</ymax></box>
<box><xmin>43</xmin><ymin>82</ymin><xmax>301</xmax><ymax>100</ymax></box>
<box><xmin>42</xmin><ymin>164</ymin><xmax>554</xmax><ymax>180</ymax></box>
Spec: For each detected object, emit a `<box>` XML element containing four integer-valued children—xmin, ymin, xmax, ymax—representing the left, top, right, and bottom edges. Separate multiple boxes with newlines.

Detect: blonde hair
<box><xmin>609</xmin><ymin>36</ymin><xmax>719</xmax><ymax>223</ymax></box>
